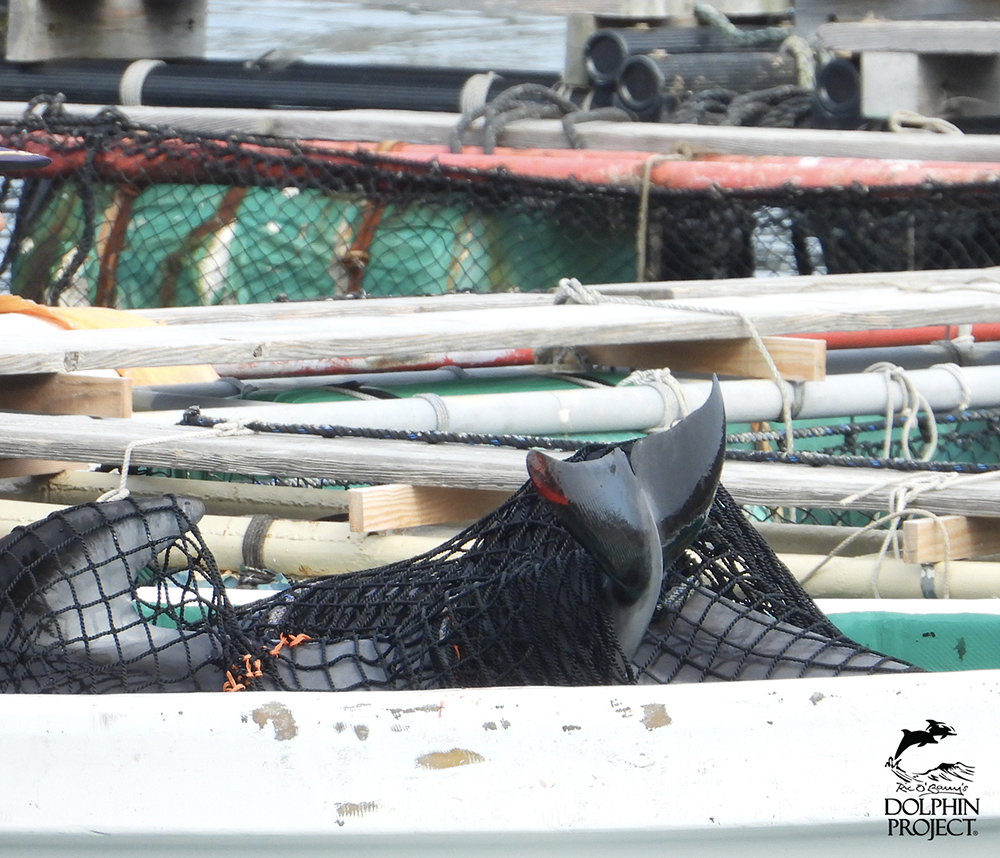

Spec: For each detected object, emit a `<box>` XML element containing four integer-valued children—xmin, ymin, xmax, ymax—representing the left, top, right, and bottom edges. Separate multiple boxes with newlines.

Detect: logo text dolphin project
<box><xmin>884</xmin><ymin>719</ymin><xmax>978</xmax><ymax>839</ymax></box>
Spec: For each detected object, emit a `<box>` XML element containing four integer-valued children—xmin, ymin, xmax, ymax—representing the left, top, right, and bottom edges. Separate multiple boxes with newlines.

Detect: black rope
<box><xmin>725</xmin><ymin>448</ymin><xmax>1000</xmax><ymax>473</ymax></box>
<box><xmin>179</xmin><ymin>407</ymin><xmax>587</xmax><ymax>452</ymax></box>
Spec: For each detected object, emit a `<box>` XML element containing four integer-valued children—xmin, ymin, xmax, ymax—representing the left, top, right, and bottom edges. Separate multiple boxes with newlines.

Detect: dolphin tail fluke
<box><xmin>627</xmin><ymin>377</ymin><xmax>726</xmax><ymax>568</ymax></box>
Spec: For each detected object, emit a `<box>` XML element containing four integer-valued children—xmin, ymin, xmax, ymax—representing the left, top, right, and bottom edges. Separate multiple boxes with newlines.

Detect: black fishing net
<box><xmin>2</xmin><ymin>103</ymin><xmax>1000</xmax><ymax>306</ymax></box>
<box><xmin>0</xmin><ymin>449</ymin><xmax>917</xmax><ymax>695</ymax></box>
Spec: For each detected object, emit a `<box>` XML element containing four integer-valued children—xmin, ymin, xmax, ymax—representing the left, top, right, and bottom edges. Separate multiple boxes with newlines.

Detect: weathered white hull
<box><xmin>0</xmin><ymin>670</ymin><xmax>996</xmax><ymax>856</ymax></box>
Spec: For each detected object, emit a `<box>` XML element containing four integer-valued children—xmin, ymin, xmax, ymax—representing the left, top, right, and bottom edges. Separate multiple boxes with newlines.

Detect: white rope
<box><xmin>887</xmin><ymin>109</ymin><xmax>963</xmax><ymax>135</ymax></box>
<box><xmin>931</xmin><ymin>361</ymin><xmax>973</xmax><ymax>413</ymax></box>
<box><xmin>801</xmin><ymin>468</ymin><xmax>964</xmax><ymax>597</ymax></box>
<box><xmin>413</xmin><ymin>392</ymin><xmax>451</xmax><ymax>432</ymax></box>
<box><xmin>780</xmin><ymin>35</ymin><xmax>816</xmax><ymax>89</ymax></box>
<box><xmin>635</xmin><ymin>149</ymin><xmax>692</xmax><ymax>282</ymax></box>
<box><xmin>863</xmin><ymin>361</ymin><xmax>938</xmax><ymax>461</ymax></box>
<box><xmin>619</xmin><ymin>368</ymin><xmax>691</xmax><ymax>429</ymax></box>
<box><xmin>554</xmin><ymin>278</ymin><xmax>796</xmax><ymax>447</ymax></box>
<box><xmin>96</xmin><ymin>420</ymin><xmax>255</xmax><ymax>503</ymax></box>
<box><xmin>819</xmin><ymin>469</ymin><xmax>1000</xmax><ymax>597</ymax></box>
<box><xmin>331</xmin><ymin>386</ymin><xmax>382</xmax><ymax>401</ymax></box>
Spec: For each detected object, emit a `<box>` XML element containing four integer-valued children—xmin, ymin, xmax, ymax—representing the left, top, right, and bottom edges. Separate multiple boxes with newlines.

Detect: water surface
<box><xmin>205</xmin><ymin>0</ymin><xmax>568</xmax><ymax>69</ymax></box>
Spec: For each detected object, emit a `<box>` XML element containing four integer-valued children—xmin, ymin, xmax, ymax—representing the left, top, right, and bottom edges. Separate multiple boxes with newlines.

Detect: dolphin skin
<box><xmin>0</xmin><ymin>495</ymin><xmax>223</xmax><ymax>692</ymax></box>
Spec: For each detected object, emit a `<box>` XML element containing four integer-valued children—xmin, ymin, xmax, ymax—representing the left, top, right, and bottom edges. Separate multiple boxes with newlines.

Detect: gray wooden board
<box><xmin>597</xmin><ymin>267</ymin><xmax>1000</xmax><ymax>300</ymax></box>
<box><xmin>816</xmin><ymin>21</ymin><xmax>1000</xmax><ymax>54</ymax></box>
<box><xmin>0</xmin><ymin>412</ymin><xmax>532</xmax><ymax>491</ymax></box>
<box><xmin>6</xmin><ymin>285</ymin><xmax>1000</xmax><ymax>375</ymax></box>
<box><xmin>133</xmin><ymin>292</ymin><xmax>551</xmax><ymax>325</ymax></box>
<box><xmin>1</xmin><ymin>412</ymin><xmax>998</xmax><ymax>515</ymax></box>
<box><xmin>6</xmin><ymin>102</ymin><xmax>1000</xmax><ymax>162</ymax></box>
<box><xmin>135</xmin><ymin>269</ymin><xmax>1000</xmax><ymax>321</ymax></box>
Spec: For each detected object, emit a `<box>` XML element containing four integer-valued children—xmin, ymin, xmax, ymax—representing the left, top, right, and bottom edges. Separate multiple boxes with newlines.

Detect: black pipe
<box><xmin>0</xmin><ymin>60</ymin><xmax>560</xmax><ymax>112</ymax></box>
<box><xmin>584</xmin><ymin>25</ymin><xmax>786</xmax><ymax>86</ymax></box>
<box><xmin>812</xmin><ymin>57</ymin><xmax>862</xmax><ymax>129</ymax></box>
<box><xmin>617</xmin><ymin>51</ymin><xmax>799</xmax><ymax>114</ymax></box>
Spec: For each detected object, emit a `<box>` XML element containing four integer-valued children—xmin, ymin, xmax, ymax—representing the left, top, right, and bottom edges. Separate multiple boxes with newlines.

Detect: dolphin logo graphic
<box><xmin>892</xmin><ymin>719</ymin><xmax>957</xmax><ymax>762</ymax></box>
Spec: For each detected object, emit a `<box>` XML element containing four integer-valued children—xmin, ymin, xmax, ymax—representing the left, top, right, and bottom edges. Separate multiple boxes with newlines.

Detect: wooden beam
<box><xmin>2</xmin><ymin>412</ymin><xmax>1000</xmax><ymax>519</ymax></box>
<box><xmin>4</xmin><ymin>285</ymin><xmax>1000</xmax><ymax>376</ymax></box>
<box><xmin>722</xmin><ymin>459</ymin><xmax>1000</xmax><ymax>519</ymax></box>
<box><xmin>0</xmin><ymin>469</ymin><xmax>351</xmax><ymax>520</ymax></box>
<box><xmin>0</xmin><ymin>372</ymin><xmax>131</xmax><ymax>418</ymax></box>
<box><xmin>348</xmin><ymin>484</ymin><xmax>511</xmax><ymax>532</ymax></box>
<box><xmin>595</xmin><ymin>267</ymin><xmax>1000</xmax><ymax>301</ymax></box>
<box><xmin>132</xmin><ymin>291</ymin><xmax>549</xmax><ymax>326</ymax></box>
<box><xmin>583</xmin><ymin>336</ymin><xmax>826</xmax><ymax>382</ymax></box>
<box><xmin>6</xmin><ymin>102</ymin><xmax>1000</xmax><ymax>162</ymax></box>
<box><xmin>902</xmin><ymin>515</ymin><xmax>1000</xmax><ymax>565</ymax></box>
<box><xmin>817</xmin><ymin>21</ymin><xmax>1000</xmax><ymax>54</ymax></box>
<box><xmin>0</xmin><ymin>372</ymin><xmax>131</xmax><ymax>478</ymax></box>
<box><xmin>0</xmin><ymin>411</ymin><xmax>533</xmax><ymax>491</ymax></box>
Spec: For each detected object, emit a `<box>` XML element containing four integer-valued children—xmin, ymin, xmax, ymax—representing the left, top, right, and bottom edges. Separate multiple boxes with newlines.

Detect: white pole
<box><xmin>136</xmin><ymin>363</ymin><xmax>1000</xmax><ymax>436</ymax></box>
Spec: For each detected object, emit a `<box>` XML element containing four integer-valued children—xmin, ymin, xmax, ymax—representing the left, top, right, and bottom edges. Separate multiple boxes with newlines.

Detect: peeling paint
<box><xmin>389</xmin><ymin>704</ymin><xmax>441</xmax><ymax>720</ymax></box>
<box><xmin>640</xmin><ymin>703</ymin><xmax>671</xmax><ymax>730</ymax></box>
<box><xmin>334</xmin><ymin>722</ymin><xmax>346</xmax><ymax>733</ymax></box>
<box><xmin>416</xmin><ymin>748</ymin><xmax>485</xmax><ymax>770</ymax></box>
<box><xmin>354</xmin><ymin>724</ymin><xmax>370</xmax><ymax>741</ymax></box>
<box><xmin>251</xmin><ymin>702</ymin><xmax>298</xmax><ymax>741</ymax></box>
<box><xmin>337</xmin><ymin>801</ymin><xmax>379</xmax><ymax>819</ymax></box>
<box><xmin>809</xmin><ymin>692</ymin><xmax>825</xmax><ymax>706</ymax></box>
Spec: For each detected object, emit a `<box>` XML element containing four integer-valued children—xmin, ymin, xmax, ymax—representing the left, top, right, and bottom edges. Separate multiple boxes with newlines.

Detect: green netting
<box><xmin>4</xmin><ymin>107</ymin><xmax>1000</xmax><ymax>306</ymax></box>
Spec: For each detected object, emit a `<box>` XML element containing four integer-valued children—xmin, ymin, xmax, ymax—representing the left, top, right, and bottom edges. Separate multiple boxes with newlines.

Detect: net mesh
<box><xmin>2</xmin><ymin>105</ymin><xmax>1000</xmax><ymax>306</ymax></box>
<box><xmin>0</xmin><ymin>453</ymin><xmax>917</xmax><ymax>695</ymax></box>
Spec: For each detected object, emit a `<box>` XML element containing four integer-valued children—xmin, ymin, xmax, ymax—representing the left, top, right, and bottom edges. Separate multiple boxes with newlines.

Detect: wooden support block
<box><xmin>583</xmin><ymin>335</ymin><xmax>825</xmax><ymax>381</ymax></box>
<box><xmin>0</xmin><ymin>372</ymin><xmax>131</xmax><ymax>478</ymax></box>
<box><xmin>903</xmin><ymin>515</ymin><xmax>1000</xmax><ymax>565</ymax></box>
<box><xmin>0</xmin><ymin>372</ymin><xmax>132</xmax><ymax>418</ymax></box>
<box><xmin>348</xmin><ymin>484</ymin><xmax>511</xmax><ymax>533</ymax></box>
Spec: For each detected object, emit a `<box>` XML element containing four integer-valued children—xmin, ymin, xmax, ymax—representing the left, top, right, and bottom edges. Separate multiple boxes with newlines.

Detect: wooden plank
<box><xmin>583</xmin><ymin>336</ymin><xmax>826</xmax><ymax>382</ymax></box>
<box><xmin>0</xmin><ymin>459</ymin><xmax>86</xmax><ymax>480</ymax></box>
<box><xmin>1</xmin><ymin>412</ymin><xmax>999</xmax><ymax>518</ymax></box>
<box><xmin>902</xmin><ymin>515</ymin><xmax>1000</xmax><ymax>565</ymax></box>
<box><xmin>5</xmin><ymin>286</ymin><xmax>1000</xmax><ymax>376</ymax></box>
<box><xmin>0</xmin><ymin>469</ymin><xmax>351</xmax><ymax>520</ymax></box>
<box><xmin>348</xmin><ymin>483</ymin><xmax>511</xmax><ymax>532</ymax></box>
<box><xmin>0</xmin><ymin>412</ymin><xmax>533</xmax><ymax>491</ymax></box>
<box><xmin>0</xmin><ymin>372</ymin><xmax>130</xmax><ymax>479</ymax></box>
<box><xmin>596</xmin><ymin>266</ymin><xmax>1000</xmax><ymax>301</ymax></box>
<box><xmin>817</xmin><ymin>20</ymin><xmax>1000</xmax><ymax>54</ymax></box>
<box><xmin>722</xmin><ymin>459</ymin><xmax>1000</xmax><ymax>519</ymax></box>
<box><xmin>0</xmin><ymin>372</ymin><xmax>131</xmax><ymax>418</ymax></box>
<box><xmin>7</xmin><ymin>101</ymin><xmax>1000</xmax><ymax>162</ymax></box>
<box><xmin>131</xmin><ymin>292</ymin><xmax>550</xmax><ymax>325</ymax></box>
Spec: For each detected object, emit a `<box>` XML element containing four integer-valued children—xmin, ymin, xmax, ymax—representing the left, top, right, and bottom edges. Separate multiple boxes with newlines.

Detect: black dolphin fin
<box><xmin>526</xmin><ymin>446</ymin><xmax>662</xmax><ymax>658</ymax></box>
<box><xmin>627</xmin><ymin>377</ymin><xmax>725</xmax><ymax>568</ymax></box>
